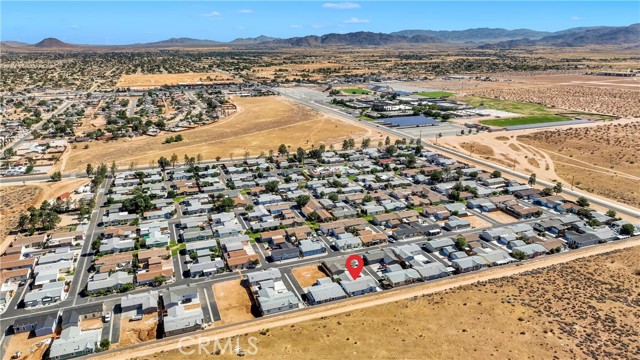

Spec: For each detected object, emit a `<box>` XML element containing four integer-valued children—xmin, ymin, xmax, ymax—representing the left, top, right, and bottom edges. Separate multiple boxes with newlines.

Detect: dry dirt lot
<box><xmin>115</xmin><ymin>314</ymin><xmax>158</xmax><ymax>348</ymax></box>
<box><xmin>212</xmin><ymin>280</ymin><xmax>255</xmax><ymax>325</ymax></box>
<box><xmin>116</xmin><ymin>72</ymin><xmax>234</xmax><ymax>88</ymax></box>
<box><xmin>439</xmin><ymin>119</ymin><xmax>640</xmax><ymax>210</ymax></box>
<box><xmin>483</xmin><ymin>211</ymin><xmax>519</xmax><ymax>224</ymax></box>
<box><xmin>2</xmin><ymin>332</ymin><xmax>52</xmax><ymax>360</ymax></box>
<box><xmin>80</xmin><ymin>318</ymin><xmax>104</xmax><ymax>331</ymax></box>
<box><xmin>291</xmin><ymin>264</ymin><xmax>328</xmax><ymax>288</ymax></box>
<box><xmin>0</xmin><ymin>178</ymin><xmax>89</xmax><ymax>250</ymax></box>
<box><xmin>62</xmin><ymin>96</ymin><xmax>377</xmax><ymax>173</ymax></box>
<box><xmin>518</xmin><ymin>121</ymin><xmax>640</xmax><ymax>208</ymax></box>
<box><xmin>133</xmin><ymin>245</ymin><xmax>640</xmax><ymax>360</ymax></box>
<box><xmin>465</xmin><ymin>215</ymin><xmax>492</xmax><ymax>229</ymax></box>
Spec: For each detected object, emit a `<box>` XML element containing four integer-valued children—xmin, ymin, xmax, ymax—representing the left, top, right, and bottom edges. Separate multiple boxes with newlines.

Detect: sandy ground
<box><xmin>115</xmin><ymin>314</ymin><xmax>158</xmax><ymax>348</ymax></box>
<box><xmin>0</xmin><ymin>178</ymin><xmax>89</xmax><ymax>249</ymax></box>
<box><xmin>291</xmin><ymin>264</ymin><xmax>327</xmax><ymax>288</ymax></box>
<box><xmin>518</xmin><ymin>121</ymin><xmax>640</xmax><ymax>208</ymax></box>
<box><xmin>0</xmin><ymin>186</ymin><xmax>41</xmax><ymax>251</ymax></box>
<box><xmin>80</xmin><ymin>318</ymin><xmax>104</xmax><ymax>331</ymax></box>
<box><xmin>212</xmin><ymin>280</ymin><xmax>255</xmax><ymax>325</ymax></box>
<box><xmin>2</xmin><ymin>332</ymin><xmax>53</xmax><ymax>360</ymax></box>
<box><xmin>116</xmin><ymin>73</ymin><xmax>234</xmax><ymax>88</ymax></box>
<box><xmin>97</xmin><ymin>238</ymin><xmax>640</xmax><ymax>360</ymax></box>
<box><xmin>465</xmin><ymin>215</ymin><xmax>492</xmax><ymax>229</ymax></box>
<box><xmin>483</xmin><ymin>211</ymin><xmax>518</xmax><ymax>224</ymax></box>
<box><xmin>438</xmin><ymin>118</ymin><xmax>640</xmax><ymax>211</ymax></box>
<box><xmin>63</xmin><ymin>96</ymin><xmax>376</xmax><ymax>173</ymax></box>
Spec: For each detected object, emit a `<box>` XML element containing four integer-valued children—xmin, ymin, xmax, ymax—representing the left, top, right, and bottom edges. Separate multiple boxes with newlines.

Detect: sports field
<box><xmin>458</xmin><ymin>96</ymin><xmax>552</xmax><ymax>115</ymax></box>
<box><xmin>341</xmin><ymin>88</ymin><xmax>370</xmax><ymax>95</ymax></box>
<box><xmin>479</xmin><ymin>115</ymin><xmax>569</xmax><ymax>127</ymax></box>
<box><xmin>416</xmin><ymin>91</ymin><xmax>454</xmax><ymax>98</ymax></box>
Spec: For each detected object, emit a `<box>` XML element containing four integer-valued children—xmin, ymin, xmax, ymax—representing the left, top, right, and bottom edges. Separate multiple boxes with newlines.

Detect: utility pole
<box><xmin>571</xmin><ymin>175</ymin><xmax>575</xmax><ymax>190</ymax></box>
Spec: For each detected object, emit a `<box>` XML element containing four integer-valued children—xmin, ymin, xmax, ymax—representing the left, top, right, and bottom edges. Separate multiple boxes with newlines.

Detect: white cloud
<box><xmin>239</xmin><ymin>9</ymin><xmax>253</xmax><ymax>14</ymax></box>
<box><xmin>322</xmin><ymin>2</ymin><xmax>360</xmax><ymax>10</ymax></box>
<box><xmin>344</xmin><ymin>17</ymin><xmax>369</xmax><ymax>24</ymax></box>
<box><xmin>571</xmin><ymin>16</ymin><xmax>582</xmax><ymax>21</ymax></box>
<box><xmin>290</xmin><ymin>24</ymin><xmax>303</xmax><ymax>28</ymax></box>
<box><xmin>70</xmin><ymin>25</ymin><xmax>79</xmax><ymax>29</ymax></box>
<box><xmin>201</xmin><ymin>11</ymin><xmax>222</xmax><ymax>18</ymax></box>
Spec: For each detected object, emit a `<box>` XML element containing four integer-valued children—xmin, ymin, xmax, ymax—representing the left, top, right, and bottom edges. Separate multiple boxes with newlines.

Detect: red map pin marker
<box><xmin>345</xmin><ymin>254</ymin><xmax>364</xmax><ymax>279</ymax></box>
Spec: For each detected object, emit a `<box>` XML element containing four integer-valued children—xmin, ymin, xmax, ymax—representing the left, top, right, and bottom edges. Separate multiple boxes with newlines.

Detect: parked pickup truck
<box><xmin>130</xmin><ymin>314</ymin><xmax>143</xmax><ymax>321</ymax></box>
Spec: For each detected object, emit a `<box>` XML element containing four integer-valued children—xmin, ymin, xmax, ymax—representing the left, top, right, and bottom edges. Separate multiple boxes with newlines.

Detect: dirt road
<box><xmin>91</xmin><ymin>237</ymin><xmax>640</xmax><ymax>360</ymax></box>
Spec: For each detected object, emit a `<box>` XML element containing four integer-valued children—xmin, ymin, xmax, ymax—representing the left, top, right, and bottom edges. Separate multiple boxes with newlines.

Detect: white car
<box><xmin>103</xmin><ymin>312</ymin><xmax>111</xmax><ymax>323</ymax></box>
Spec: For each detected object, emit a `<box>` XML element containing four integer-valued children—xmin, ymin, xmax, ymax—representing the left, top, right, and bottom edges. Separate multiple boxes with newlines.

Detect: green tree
<box><xmin>454</xmin><ymin>236</ymin><xmax>467</xmax><ymax>251</ymax></box>
<box><xmin>491</xmin><ymin>170</ymin><xmax>502</xmax><ymax>178</ymax></box>
<box><xmin>363</xmin><ymin>194</ymin><xmax>373</xmax><ymax>203</ymax></box>
<box><xmin>512</xmin><ymin>250</ymin><xmax>527</xmax><ymax>261</ymax></box>
<box><xmin>264</xmin><ymin>180</ymin><xmax>279</xmax><ymax>193</ymax></box>
<box><xmin>296</xmin><ymin>147</ymin><xmax>306</xmax><ymax>164</ymax></box>
<box><xmin>528</xmin><ymin>173</ymin><xmax>537</xmax><ymax>186</ymax></box>
<box><xmin>157</xmin><ymin>156</ymin><xmax>170</xmax><ymax>171</ymax></box>
<box><xmin>328</xmin><ymin>193</ymin><xmax>339</xmax><ymax>202</ymax></box>
<box><xmin>620</xmin><ymin>223</ymin><xmax>636</xmax><ymax>236</ymax></box>
<box><xmin>122</xmin><ymin>190</ymin><xmax>153</xmax><ymax>214</ymax></box>
<box><xmin>553</xmin><ymin>182</ymin><xmax>563</xmax><ymax>195</ymax></box>
<box><xmin>606</xmin><ymin>209</ymin><xmax>617</xmax><ymax>218</ymax></box>
<box><xmin>384</xmin><ymin>136</ymin><xmax>391</xmax><ymax>146</ymax></box>
<box><xmin>576</xmin><ymin>196</ymin><xmax>589</xmax><ymax>207</ymax></box>
<box><xmin>85</xmin><ymin>163</ymin><xmax>94</xmax><ymax>177</ymax></box>
<box><xmin>296</xmin><ymin>195</ymin><xmax>311</xmax><ymax>208</ymax></box>
<box><xmin>217</xmin><ymin>197</ymin><xmax>235</xmax><ymax>212</ymax></box>
<box><xmin>278</xmin><ymin>144</ymin><xmax>288</xmax><ymax>156</ymax></box>
<box><xmin>385</xmin><ymin>145</ymin><xmax>397</xmax><ymax>156</ymax></box>
<box><xmin>50</xmin><ymin>171</ymin><xmax>62</xmax><ymax>182</ymax></box>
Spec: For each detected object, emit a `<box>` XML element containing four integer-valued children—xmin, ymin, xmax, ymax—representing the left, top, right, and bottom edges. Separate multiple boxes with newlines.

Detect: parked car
<box><xmin>103</xmin><ymin>311</ymin><xmax>111</xmax><ymax>323</ymax></box>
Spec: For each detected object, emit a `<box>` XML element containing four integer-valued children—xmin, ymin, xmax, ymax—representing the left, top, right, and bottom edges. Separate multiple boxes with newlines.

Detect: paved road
<box><xmin>7</xmin><ymin>100</ymin><xmax>74</xmax><ymax>150</ymax></box>
<box><xmin>89</xmin><ymin>236</ymin><xmax>640</xmax><ymax>360</ymax></box>
<box><xmin>275</xmin><ymin>87</ymin><xmax>640</xmax><ymax>220</ymax></box>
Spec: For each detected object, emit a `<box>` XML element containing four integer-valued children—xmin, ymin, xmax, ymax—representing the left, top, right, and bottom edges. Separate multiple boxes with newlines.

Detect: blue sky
<box><xmin>2</xmin><ymin>1</ymin><xmax>638</xmax><ymax>44</ymax></box>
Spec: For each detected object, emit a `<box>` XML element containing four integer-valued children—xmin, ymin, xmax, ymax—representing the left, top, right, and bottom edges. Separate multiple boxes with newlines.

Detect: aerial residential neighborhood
<box><xmin>1</xmin><ymin>1</ymin><xmax>639</xmax><ymax>359</ymax></box>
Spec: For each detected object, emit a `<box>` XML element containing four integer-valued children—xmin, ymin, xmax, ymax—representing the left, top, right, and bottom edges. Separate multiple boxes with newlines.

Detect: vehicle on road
<box><xmin>104</xmin><ymin>311</ymin><xmax>111</xmax><ymax>323</ymax></box>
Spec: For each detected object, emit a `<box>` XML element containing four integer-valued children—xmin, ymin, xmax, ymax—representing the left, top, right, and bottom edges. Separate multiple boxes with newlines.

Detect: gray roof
<box><xmin>246</xmin><ymin>269</ymin><xmax>282</xmax><ymax>284</ymax></box>
<box><xmin>305</xmin><ymin>279</ymin><xmax>347</xmax><ymax>302</ymax></box>
<box><xmin>121</xmin><ymin>290</ymin><xmax>159</xmax><ymax>310</ymax></box>
<box><xmin>49</xmin><ymin>326</ymin><xmax>101</xmax><ymax>359</ymax></box>
<box><xmin>339</xmin><ymin>274</ymin><xmax>378</xmax><ymax>294</ymax></box>
<box><xmin>87</xmin><ymin>271</ymin><xmax>133</xmax><ymax>292</ymax></box>
<box><xmin>413</xmin><ymin>262</ymin><xmax>449</xmax><ymax>278</ymax></box>
<box><xmin>24</xmin><ymin>281</ymin><xmax>65</xmax><ymax>303</ymax></box>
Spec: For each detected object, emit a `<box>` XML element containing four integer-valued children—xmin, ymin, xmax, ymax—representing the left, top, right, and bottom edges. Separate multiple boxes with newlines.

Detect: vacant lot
<box><xmin>480</xmin><ymin>115</ymin><xmax>569</xmax><ymax>127</ymax></box>
<box><xmin>80</xmin><ymin>318</ymin><xmax>103</xmax><ymax>331</ymax></box>
<box><xmin>212</xmin><ymin>280</ymin><xmax>255</xmax><ymax>325</ymax></box>
<box><xmin>116</xmin><ymin>72</ymin><xmax>234</xmax><ymax>88</ymax></box>
<box><xmin>0</xmin><ymin>178</ymin><xmax>89</xmax><ymax>249</ymax></box>
<box><xmin>465</xmin><ymin>215</ymin><xmax>492</xmax><ymax>229</ymax></box>
<box><xmin>3</xmin><ymin>332</ymin><xmax>52</xmax><ymax>360</ymax></box>
<box><xmin>483</xmin><ymin>211</ymin><xmax>518</xmax><ymax>224</ymax></box>
<box><xmin>63</xmin><ymin>96</ymin><xmax>376</xmax><ymax>173</ymax></box>
<box><xmin>116</xmin><ymin>314</ymin><xmax>158</xmax><ymax>348</ymax></box>
<box><xmin>518</xmin><ymin>121</ymin><xmax>640</xmax><ymax>207</ymax></box>
<box><xmin>291</xmin><ymin>264</ymin><xmax>327</xmax><ymax>288</ymax></box>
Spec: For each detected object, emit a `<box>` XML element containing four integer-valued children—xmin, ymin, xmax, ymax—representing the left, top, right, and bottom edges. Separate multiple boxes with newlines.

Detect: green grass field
<box><xmin>459</xmin><ymin>96</ymin><xmax>552</xmax><ymax>116</ymax></box>
<box><xmin>342</xmin><ymin>88</ymin><xmax>370</xmax><ymax>95</ymax></box>
<box><xmin>479</xmin><ymin>115</ymin><xmax>570</xmax><ymax>127</ymax></box>
<box><xmin>416</xmin><ymin>91</ymin><xmax>454</xmax><ymax>98</ymax></box>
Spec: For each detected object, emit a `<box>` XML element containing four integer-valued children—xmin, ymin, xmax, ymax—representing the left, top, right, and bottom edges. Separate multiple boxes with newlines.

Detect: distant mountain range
<box><xmin>2</xmin><ymin>24</ymin><xmax>638</xmax><ymax>51</ymax></box>
<box><xmin>479</xmin><ymin>23</ymin><xmax>640</xmax><ymax>48</ymax></box>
